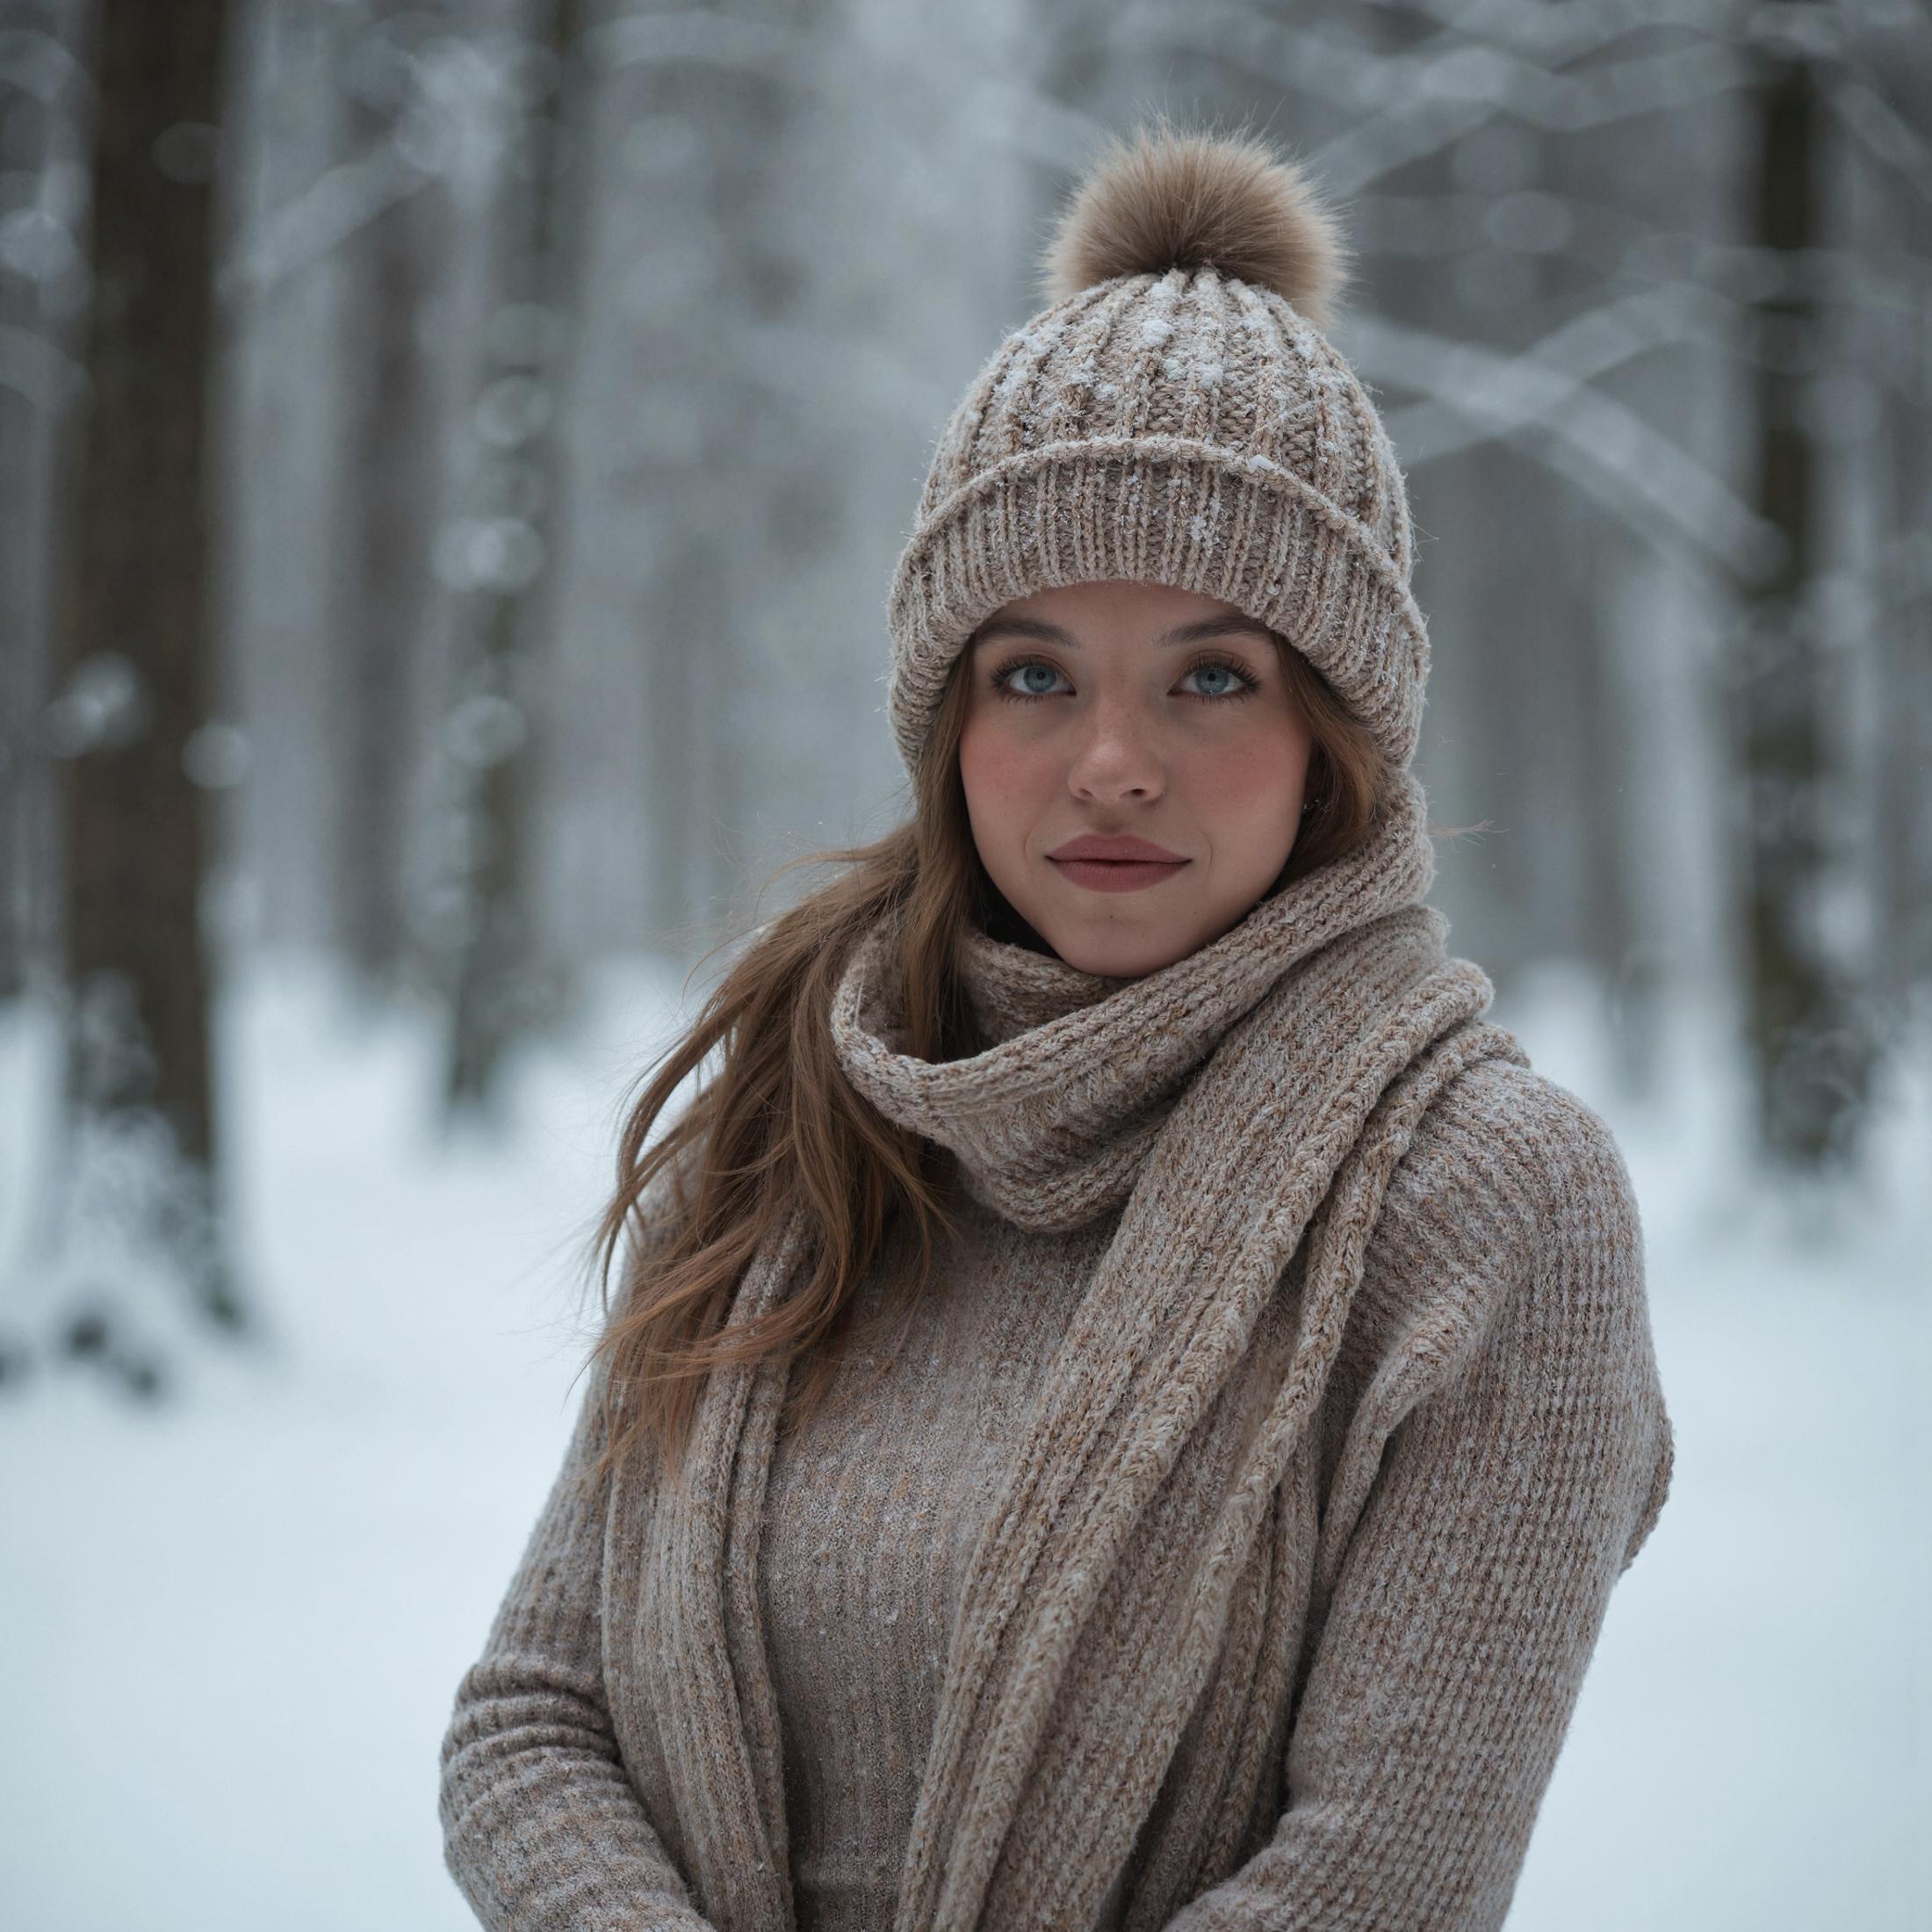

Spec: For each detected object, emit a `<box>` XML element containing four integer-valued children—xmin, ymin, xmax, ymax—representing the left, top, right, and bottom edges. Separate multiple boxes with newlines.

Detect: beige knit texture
<box><xmin>755</xmin><ymin>1186</ymin><xmax>1106</xmax><ymax>1928</ymax></box>
<box><xmin>437</xmin><ymin>777</ymin><xmax>1676</xmax><ymax>1930</ymax></box>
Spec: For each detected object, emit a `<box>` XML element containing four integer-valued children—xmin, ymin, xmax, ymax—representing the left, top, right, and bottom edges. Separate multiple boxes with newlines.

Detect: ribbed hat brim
<box><xmin>885</xmin><ymin>433</ymin><xmax>1429</xmax><ymax>777</ymax></box>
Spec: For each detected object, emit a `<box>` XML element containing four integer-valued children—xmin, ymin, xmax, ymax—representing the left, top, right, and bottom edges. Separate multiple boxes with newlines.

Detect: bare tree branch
<box><xmin>0</xmin><ymin>25</ymin><xmax>91</xmax><ymax>106</ymax></box>
<box><xmin>589</xmin><ymin>10</ymin><xmax>790</xmax><ymax>73</ymax></box>
<box><xmin>1114</xmin><ymin>4</ymin><xmax>1758</xmax><ymax>196</ymax></box>
<box><xmin>218</xmin><ymin>29</ymin><xmax>523</xmax><ymax>307</ymax></box>
<box><xmin>0</xmin><ymin>318</ymin><xmax>83</xmax><ymax>411</ymax></box>
<box><xmin>217</xmin><ymin>139</ymin><xmax>429</xmax><ymax>307</ymax></box>
<box><xmin>1822</xmin><ymin>69</ymin><xmax>1932</xmax><ymax>211</ymax></box>
<box><xmin>1356</xmin><ymin>288</ymin><xmax>1783</xmax><ymax>580</ymax></box>
<box><xmin>1352</xmin><ymin>0</ymin><xmax>1748</xmax><ymax>62</ymax></box>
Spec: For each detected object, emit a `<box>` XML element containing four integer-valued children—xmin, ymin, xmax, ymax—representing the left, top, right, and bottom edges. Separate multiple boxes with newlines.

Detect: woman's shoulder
<box><xmin>1390</xmin><ymin>1049</ymin><xmax>1640</xmax><ymax>1258</ymax></box>
<box><xmin>1345</xmin><ymin>1048</ymin><xmax>1650</xmax><ymax>1373</ymax></box>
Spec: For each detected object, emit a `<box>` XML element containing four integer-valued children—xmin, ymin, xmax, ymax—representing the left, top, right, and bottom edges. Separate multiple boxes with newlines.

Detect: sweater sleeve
<box><xmin>437</xmin><ymin>1361</ymin><xmax>717</xmax><ymax>1930</ymax></box>
<box><xmin>1163</xmin><ymin>1082</ymin><xmax>1675</xmax><ymax>1932</ymax></box>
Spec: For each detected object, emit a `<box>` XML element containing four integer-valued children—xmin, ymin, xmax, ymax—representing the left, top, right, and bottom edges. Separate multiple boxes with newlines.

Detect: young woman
<box><xmin>439</xmin><ymin>119</ymin><xmax>1674</xmax><ymax>1932</ymax></box>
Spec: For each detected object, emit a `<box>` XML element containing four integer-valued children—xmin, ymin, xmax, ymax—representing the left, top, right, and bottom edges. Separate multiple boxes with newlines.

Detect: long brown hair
<box><xmin>580</xmin><ymin>629</ymin><xmax>1414</xmax><ymax>1484</ymax></box>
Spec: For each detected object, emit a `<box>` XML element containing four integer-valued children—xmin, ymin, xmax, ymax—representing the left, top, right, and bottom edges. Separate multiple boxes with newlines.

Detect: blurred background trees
<box><xmin>2</xmin><ymin>0</ymin><xmax>1928</xmax><ymax>1391</ymax></box>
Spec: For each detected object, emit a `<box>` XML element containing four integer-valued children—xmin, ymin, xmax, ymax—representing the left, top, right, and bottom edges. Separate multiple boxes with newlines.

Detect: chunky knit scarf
<box><xmin>609</xmin><ymin>770</ymin><xmax>1530</xmax><ymax>1932</ymax></box>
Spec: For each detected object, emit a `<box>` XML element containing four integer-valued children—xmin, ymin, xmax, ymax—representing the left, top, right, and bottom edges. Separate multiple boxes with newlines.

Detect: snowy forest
<box><xmin>2</xmin><ymin>1</ymin><xmax>1928</xmax><ymax>1927</ymax></box>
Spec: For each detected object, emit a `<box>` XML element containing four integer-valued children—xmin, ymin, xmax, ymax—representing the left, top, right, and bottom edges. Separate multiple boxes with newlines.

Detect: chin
<box><xmin>1034</xmin><ymin>912</ymin><xmax>1215</xmax><ymax>981</ymax></box>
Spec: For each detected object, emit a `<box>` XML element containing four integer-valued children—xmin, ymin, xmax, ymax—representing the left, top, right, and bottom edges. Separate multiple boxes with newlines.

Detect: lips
<box><xmin>1048</xmin><ymin>834</ymin><xmax>1187</xmax><ymax>864</ymax></box>
<box><xmin>1046</xmin><ymin>833</ymin><xmax>1191</xmax><ymax>895</ymax></box>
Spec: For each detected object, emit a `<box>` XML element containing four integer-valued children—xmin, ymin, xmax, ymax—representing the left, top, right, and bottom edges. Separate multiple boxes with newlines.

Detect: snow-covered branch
<box><xmin>0</xmin><ymin>317</ymin><xmax>82</xmax><ymax>413</ymax></box>
<box><xmin>218</xmin><ymin>141</ymin><xmax>431</xmax><ymax>307</ymax></box>
<box><xmin>1354</xmin><ymin>287</ymin><xmax>1783</xmax><ymax>581</ymax></box>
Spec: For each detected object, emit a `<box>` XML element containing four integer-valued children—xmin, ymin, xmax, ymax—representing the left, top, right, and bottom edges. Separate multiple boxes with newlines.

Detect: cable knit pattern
<box><xmin>438</xmin><ymin>780</ymin><xmax>1675</xmax><ymax>1932</ymax></box>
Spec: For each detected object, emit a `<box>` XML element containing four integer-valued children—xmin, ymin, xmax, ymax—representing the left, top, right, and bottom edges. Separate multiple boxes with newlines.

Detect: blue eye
<box><xmin>993</xmin><ymin>660</ymin><xmax>1071</xmax><ymax>701</ymax></box>
<box><xmin>1179</xmin><ymin>659</ymin><xmax>1259</xmax><ymax>702</ymax></box>
<box><xmin>989</xmin><ymin>654</ymin><xmax>1258</xmax><ymax>704</ymax></box>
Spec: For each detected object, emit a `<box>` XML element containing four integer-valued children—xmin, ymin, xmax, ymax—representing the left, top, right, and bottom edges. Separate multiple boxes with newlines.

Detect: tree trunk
<box><xmin>50</xmin><ymin>0</ymin><xmax>241</xmax><ymax>1379</ymax></box>
<box><xmin>333</xmin><ymin>1</ymin><xmax>451</xmax><ymax>992</ymax></box>
<box><xmin>0</xmin><ymin>12</ymin><xmax>92</xmax><ymax>1006</ymax></box>
<box><xmin>1734</xmin><ymin>49</ymin><xmax>1874</xmax><ymax>1169</ymax></box>
<box><xmin>436</xmin><ymin>0</ymin><xmax>584</xmax><ymax>1120</ymax></box>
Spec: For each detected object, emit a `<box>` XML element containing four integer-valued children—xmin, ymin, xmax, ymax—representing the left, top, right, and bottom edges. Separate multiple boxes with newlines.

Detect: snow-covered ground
<box><xmin>1</xmin><ymin>952</ymin><xmax>1928</xmax><ymax>1932</ymax></box>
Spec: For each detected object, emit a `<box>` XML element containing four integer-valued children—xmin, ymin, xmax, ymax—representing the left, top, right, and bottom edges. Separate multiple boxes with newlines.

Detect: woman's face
<box><xmin>956</xmin><ymin>579</ymin><xmax>1316</xmax><ymax>979</ymax></box>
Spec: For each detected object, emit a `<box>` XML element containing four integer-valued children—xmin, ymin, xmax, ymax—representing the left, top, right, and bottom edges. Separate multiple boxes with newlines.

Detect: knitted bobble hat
<box><xmin>883</xmin><ymin>119</ymin><xmax>1430</xmax><ymax>779</ymax></box>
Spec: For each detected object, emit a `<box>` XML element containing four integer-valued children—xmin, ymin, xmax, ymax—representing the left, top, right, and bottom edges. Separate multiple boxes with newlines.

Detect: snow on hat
<box><xmin>883</xmin><ymin>117</ymin><xmax>1430</xmax><ymax>778</ymax></box>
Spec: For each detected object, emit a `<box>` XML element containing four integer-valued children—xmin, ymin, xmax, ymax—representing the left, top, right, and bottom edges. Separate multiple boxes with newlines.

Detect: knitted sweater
<box><xmin>757</xmin><ymin>1189</ymin><xmax>1108</xmax><ymax>1930</ymax></box>
<box><xmin>438</xmin><ymin>778</ymin><xmax>1674</xmax><ymax>1931</ymax></box>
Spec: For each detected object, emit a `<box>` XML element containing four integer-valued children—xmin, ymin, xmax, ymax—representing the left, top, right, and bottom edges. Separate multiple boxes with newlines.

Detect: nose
<box><xmin>1065</xmin><ymin>694</ymin><xmax>1165</xmax><ymax>804</ymax></box>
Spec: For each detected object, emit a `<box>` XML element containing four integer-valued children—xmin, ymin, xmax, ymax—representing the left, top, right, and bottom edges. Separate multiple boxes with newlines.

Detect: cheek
<box><xmin>959</xmin><ymin>719</ymin><xmax>1053</xmax><ymax>836</ymax></box>
<box><xmin>1185</xmin><ymin>729</ymin><xmax>1308</xmax><ymax>847</ymax></box>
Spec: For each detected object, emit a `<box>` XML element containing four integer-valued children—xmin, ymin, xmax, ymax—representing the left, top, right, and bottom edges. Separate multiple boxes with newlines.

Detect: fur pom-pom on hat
<box><xmin>1038</xmin><ymin>117</ymin><xmax>1354</xmax><ymax>327</ymax></box>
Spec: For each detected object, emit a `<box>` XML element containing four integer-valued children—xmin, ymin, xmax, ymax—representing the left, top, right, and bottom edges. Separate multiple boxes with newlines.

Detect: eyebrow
<box><xmin>969</xmin><ymin>614</ymin><xmax>1280</xmax><ymax>650</ymax></box>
